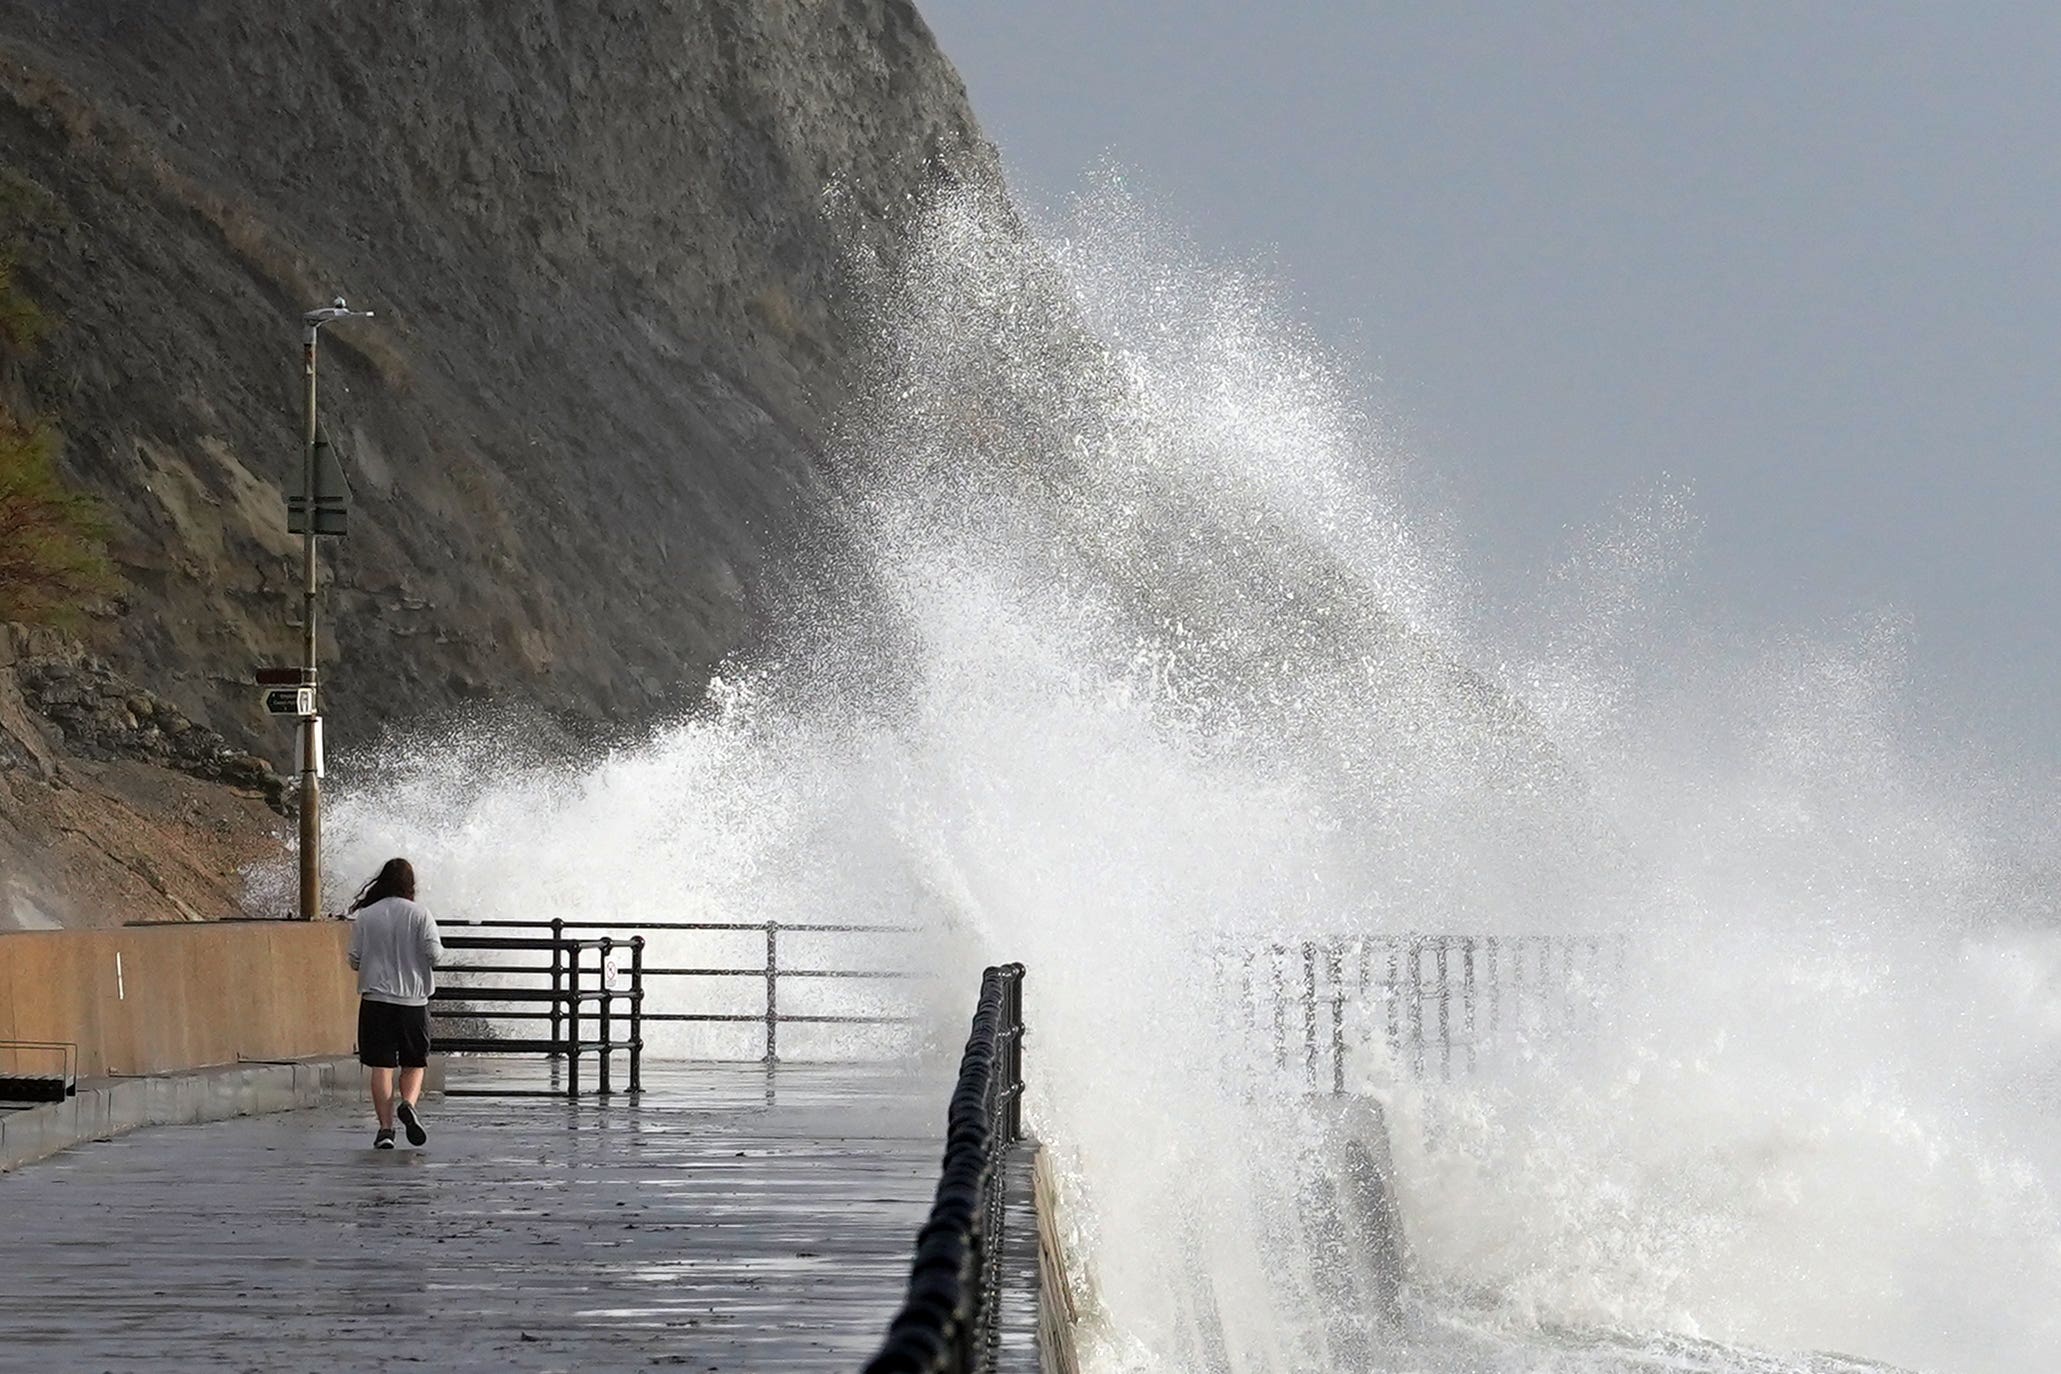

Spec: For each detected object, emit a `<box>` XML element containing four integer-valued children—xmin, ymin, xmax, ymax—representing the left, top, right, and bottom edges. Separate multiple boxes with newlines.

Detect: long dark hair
<box><xmin>350</xmin><ymin>857</ymin><xmax>417</xmax><ymax>912</ymax></box>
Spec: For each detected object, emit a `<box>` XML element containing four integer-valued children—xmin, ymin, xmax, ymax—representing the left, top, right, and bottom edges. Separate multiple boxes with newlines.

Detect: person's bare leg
<box><xmin>398</xmin><ymin>1066</ymin><xmax>424</xmax><ymax>1107</ymax></box>
<box><xmin>369</xmin><ymin>1068</ymin><xmax>396</xmax><ymax>1129</ymax></box>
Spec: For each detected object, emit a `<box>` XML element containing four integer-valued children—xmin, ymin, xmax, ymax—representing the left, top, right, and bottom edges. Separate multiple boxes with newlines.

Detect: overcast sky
<box><xmin>923</xmin><ymin>3</ymin><xmax>2060</xmax><ymax>774</ymax></box>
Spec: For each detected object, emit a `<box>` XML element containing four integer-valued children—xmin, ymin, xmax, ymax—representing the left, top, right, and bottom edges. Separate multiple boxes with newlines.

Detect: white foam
<box><xmin>292</xmin><ymin>181</ymin><xmax>2060</xmax><ymax>1373</ymax></box>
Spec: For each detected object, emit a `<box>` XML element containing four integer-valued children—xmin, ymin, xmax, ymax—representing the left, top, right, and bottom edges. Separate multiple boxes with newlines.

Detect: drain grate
<box><xmin>0</xmin><ymin>1042</ymin><xmax>77</xmax><ymax>1103</ymax></box>
<box><xmin>0</xmin><ymin>1074</ymin><xmax>69</xmax><ymax>1103</ymax></box>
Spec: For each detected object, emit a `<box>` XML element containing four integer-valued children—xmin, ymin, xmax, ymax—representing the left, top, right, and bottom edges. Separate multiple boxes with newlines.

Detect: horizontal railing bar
<box><xmin>436</xmin><ymin>919</ymin><xmax>922</xmax><ymax>934</ymax></box>
<box><xmin>430</xmin><ymin>988</ymin><xmax>614</xmax><ymax>1003</ymax></box>
<box><xmin>441</xmin><ymin>1087</ymin><xmax>576</xmax><ymax>1098</ymax></box>
<box><xmin>1237</xmin><ymin>933</ymin><xmax>1624</xmax><ymax>950</ymax></box>
<box><xmin>636</xmin><ymin>1012</ymin><xmax>916</xmax><ymax>1025</ymax></box>
<box><xmin>432</xmin><ymin>1010</ymin><xmax>585</xmax><ymax>1022</ymax></box>
<box><xmin>441</xmin><ymin>936</ymin><xmax>612</xmax><ymax>951</ymax></box>
<box><xmin>438</xmin><ymin>1039</ymin><xmax>634</xmax><ymax>1054</ymax></box>
<box><xmin>627</xmin><ymin>966</ymin><xmax>919</xmax><ymax>979</ymax></box>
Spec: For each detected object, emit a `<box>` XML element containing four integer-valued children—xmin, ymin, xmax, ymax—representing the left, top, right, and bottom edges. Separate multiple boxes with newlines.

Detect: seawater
<box><xmin>307</xmin><ymin>181</ymin><xmax>2061</xmax><ymax>1373</ymax></box>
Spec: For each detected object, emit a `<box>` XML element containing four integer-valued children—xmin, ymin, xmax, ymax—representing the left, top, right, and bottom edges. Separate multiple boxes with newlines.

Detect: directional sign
<box><xmin>264</xmin><ymin>687</ymin><xmax>315</xmax><ymax>716</ymax></box>
<box><xmin>254</xmin><ymin>667</ymin><xmax>304</xmax><ymax>687</ymax></box>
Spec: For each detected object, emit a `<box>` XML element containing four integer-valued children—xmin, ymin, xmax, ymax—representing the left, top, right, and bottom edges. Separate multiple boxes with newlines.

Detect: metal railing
<box><xmin>437</xmin><ymin>917</ymin><xmax>921</xmax><ymax>1065</ymax></box>
<box><xmin>1227</xmin><ymin>933</ymin><xmax>1628</xmax><ymax>1092</ymax></box>
<box><xmin>864</xmin><ymin>963</ymin><xmax>1027</xmax><ymax>1374</ymax></box>
<box><xmin>431</xmin><ymin>927</ymin><xmax>644</xmax><ymax>1098</ymax></box>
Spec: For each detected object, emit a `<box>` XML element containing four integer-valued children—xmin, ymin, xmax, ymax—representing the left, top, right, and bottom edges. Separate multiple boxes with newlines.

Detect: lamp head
<box><xmin>303</xmin><ymin>297</ymin><xmax>375</xmax><ymax>329</ymax></box>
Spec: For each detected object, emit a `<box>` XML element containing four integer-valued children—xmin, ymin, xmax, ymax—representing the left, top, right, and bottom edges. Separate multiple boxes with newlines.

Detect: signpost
<box><xmin>290</xmin><ymin>297</ymin><xmax>372</xmax><ymax>920</ymax></box>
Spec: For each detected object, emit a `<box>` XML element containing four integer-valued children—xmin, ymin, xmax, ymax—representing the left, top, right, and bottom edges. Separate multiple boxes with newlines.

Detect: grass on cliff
<box><xmin>0</xmin><ymin>409</ymin><xmax>114</xmax><ymax>624</ymax></box>
<box><xmin>0</xmin><ymin>177</ymin><xmax>114</xmax><ymax>625</ymax></box>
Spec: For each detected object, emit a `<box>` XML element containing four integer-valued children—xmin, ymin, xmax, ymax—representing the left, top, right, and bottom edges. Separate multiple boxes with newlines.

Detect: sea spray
<box><xmin>305</xmin><ymin>181</ymin><xmax>2060</xmax><ymax>1373</ymax></box>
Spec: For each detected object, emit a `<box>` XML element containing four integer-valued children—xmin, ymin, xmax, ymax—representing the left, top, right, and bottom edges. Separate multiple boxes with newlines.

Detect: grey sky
<box><xmin>922</xmin><ymin>3</ymin><xmax>2061</xmax><ymax>773</ymax></box>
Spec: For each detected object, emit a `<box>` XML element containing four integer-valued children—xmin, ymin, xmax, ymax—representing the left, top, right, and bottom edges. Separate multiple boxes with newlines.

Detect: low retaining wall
<box><xmin>0</xmin><ymin>1054</ymin><xmax>447</xmax><ymax>1172</ymax></box>
<box><xmin>0</xmin><ymin>920</ymin><xmax>359</xmax><ymax>1078</ymax></box>
<box><xmin>1034</xmin><ymin>1146</ymin><xmax>1083</xmax><ymax>1374</ymax></box>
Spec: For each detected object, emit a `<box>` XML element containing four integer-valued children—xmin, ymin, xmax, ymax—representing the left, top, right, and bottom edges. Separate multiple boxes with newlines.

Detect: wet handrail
<box><xmin>863</xmin><ymin>962</ymin><xmax>1026</xmax><ymax>1374</ymax></box>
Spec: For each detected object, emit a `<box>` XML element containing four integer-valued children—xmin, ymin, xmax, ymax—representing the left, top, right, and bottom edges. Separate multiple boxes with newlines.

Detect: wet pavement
<box><xmin>0</xmin><ymin>1061</ymin><xmax>948</xmax><ymax>1372</ymax></box>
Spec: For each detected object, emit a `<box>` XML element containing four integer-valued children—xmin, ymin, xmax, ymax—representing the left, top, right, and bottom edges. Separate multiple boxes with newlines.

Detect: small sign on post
<box><xmin>264</xmin><ymin>687</ymin><xmax>315</xmax><ymax>716</ymax></box>
<box><xmin>286</xmin><ymin>427</ymin><xmax>351</xmax><ymax>536</ymax></box>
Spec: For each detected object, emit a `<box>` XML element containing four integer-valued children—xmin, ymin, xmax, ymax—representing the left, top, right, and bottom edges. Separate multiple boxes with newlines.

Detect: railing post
<box><xmin>1562</xmin><ymin>937</ymin><xmax>1577</xmax><ymax>1028</ymax></box>
<box><xmin>1462</xmin><ymin>937</ymin><xmax>1478</xmax><ymax>1074</ymax></box>
<box><xmin>628</xmin><ymin>936</ymin><xmax>645</xmax><ymax>1095</ymax></box>
<box><xmin>1486</xmin><ymin>935</ymin><xmax>1501</xmax><ymax>1046</ymax></box>
<box><xmin>1385</xmin><ymin>940</ymin><xmax>1401</xmax><ymax>1062</ymax></box>
<box><xmin>1326</xmin><ymin>944</ymin><xmax>1346</xmax><ymax>1095</ymax></box>
<box><xmin>1270</xmin><ymin>945</ymin><xmax>1287</xmax><ymax>1068</ymax></box>
<box><xmin>597</xmin><ymin>936</ymin><xmax>614</xmax><ymax>1097</ymax></box>
<box><xmin>1408</xmin><ymin>939</ymin><xmax>1425</xmax><ymax>1079</ymax></box>
<box><xmin>549</xmin><ymin>917</ymin><xmax>566</xmax><ymax>1059</ymax></box>
<box><xmin>1301</xmin><ymin>940</ymin><xmax>1318</xmax><ymax>1089</ymax></box>
<box><xmin>566</xmin><ymin>944</ymin><xmax>583</xmax><ymax>1101</ymax></box>
<box><xmin>1437</xmin><ymin>938</ymin><xmax>1452</xmax><ymax>1080</ymax></box>
<box><xmin>763</xmin><ymin>919</ymin><xmax>779</xmax><ymax>1065</ymax></box>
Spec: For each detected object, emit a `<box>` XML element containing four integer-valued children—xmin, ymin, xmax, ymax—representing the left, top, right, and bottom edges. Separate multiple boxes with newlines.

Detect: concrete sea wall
<box><xmin>0</xmin><ymin>919</ymin><xmax>358</xmax><ymax>1078</ymax></box>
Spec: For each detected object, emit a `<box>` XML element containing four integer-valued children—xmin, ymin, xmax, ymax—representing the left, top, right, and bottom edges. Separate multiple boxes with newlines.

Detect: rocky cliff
<box><xmin>0</xmin><ymin>0</ymin><xmax>1000</xmax><ymax>924</ymax></box>
<box><xmin>0</xmin><ymin>623</ymin><xmax>286</xmax><ymax>927</ymax></box>
<box><xmin>0</xmin><ymin>0</ymin><xmax>997</xmax><ymax>751</ymax></box>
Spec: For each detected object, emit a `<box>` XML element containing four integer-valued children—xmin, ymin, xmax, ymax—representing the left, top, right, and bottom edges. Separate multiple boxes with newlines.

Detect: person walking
<box><xmin>345</xmin><ymin>858</ymin><xmax>444</xmax><ymax>1149</ymax></box>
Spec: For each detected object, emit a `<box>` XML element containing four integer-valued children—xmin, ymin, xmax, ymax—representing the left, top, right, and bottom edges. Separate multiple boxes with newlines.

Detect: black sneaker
<box><xmin>396</xmin><ymin>1100</ymin><xmax>428</xmax><ymax>1147</ymax></box>
<box><xmin>373</xmin><ymin>1128</ymin><xmax>396</xmax><ymax>1150</ymax></box>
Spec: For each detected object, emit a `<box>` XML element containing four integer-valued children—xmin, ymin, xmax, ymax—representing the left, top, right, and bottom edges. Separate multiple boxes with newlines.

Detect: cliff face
<box><xmin>0</xmin><ymin>624</ymin><xmax>285</xmax><ymax>928</ymax></box>
<box><xmin>0</xmin><ymin>0</ymin><xmax>997</xmax><ymax>755</ymax></box>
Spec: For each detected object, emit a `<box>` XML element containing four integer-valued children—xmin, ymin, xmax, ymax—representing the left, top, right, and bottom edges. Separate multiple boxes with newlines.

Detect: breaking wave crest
<box><xmin>314</xmin><ymin>181</ymin><xmax>2060</xmax><ymax>1373</ymax></box>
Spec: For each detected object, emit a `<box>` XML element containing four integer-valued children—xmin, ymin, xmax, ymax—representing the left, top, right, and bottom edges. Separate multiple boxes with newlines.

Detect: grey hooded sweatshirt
<box><xmin>347</xmin><ymin>896</ymin><xmax>445</xmax><ymax>1006</ymax></box>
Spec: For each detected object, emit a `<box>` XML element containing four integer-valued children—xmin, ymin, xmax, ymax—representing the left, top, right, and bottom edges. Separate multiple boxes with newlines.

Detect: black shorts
<box><xmin>357</xmin><ymin>999</ymin><xmax>432</xmax><ymax>1069</ymax></box>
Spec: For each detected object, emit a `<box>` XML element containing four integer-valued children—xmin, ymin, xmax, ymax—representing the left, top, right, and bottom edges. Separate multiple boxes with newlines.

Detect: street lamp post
<box><xmin>297</xmin><ymin>297</ymin><xmax>372</xmax><ymax>921</ymax></box>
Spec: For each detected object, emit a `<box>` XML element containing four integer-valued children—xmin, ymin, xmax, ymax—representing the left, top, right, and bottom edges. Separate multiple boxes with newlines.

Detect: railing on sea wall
<box><xmin>863</xmin><ymin>962</ymin><xmax>1027</xmax><ymax>1374</ymax></box>
<box><xmin>432</xmin><ymin>927</ymin><xmax>645</xmax><ymax>1099</ymax></box>
<box><xmin>437</xmin><ymin>917</ymin><xmax>920</xmax><ymax>1065</ymax></box>
<box><xmin>1223</xmin><ymin>933</ymin><xmax>1629</xmax><ymax>1092</ymax></box>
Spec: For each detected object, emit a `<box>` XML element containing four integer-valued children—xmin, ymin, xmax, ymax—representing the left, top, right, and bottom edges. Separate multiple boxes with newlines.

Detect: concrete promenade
<box><xmin>0</xmin><ymin>1062</ymin><xmax>947</xmax><ymax>1372</ymax></box>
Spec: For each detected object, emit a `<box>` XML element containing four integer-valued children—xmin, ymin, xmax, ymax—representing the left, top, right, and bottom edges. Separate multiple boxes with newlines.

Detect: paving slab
<box><xmin>0</xmin><ymin>1061</ymin><xmax>949</xmax><ymax>1372</ymax></box>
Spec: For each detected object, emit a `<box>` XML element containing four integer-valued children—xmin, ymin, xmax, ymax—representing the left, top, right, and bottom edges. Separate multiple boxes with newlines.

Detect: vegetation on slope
<box><xmin>0</xmin><ymin>174</ymin><xmax>113</xmax><ymax>626</ymax></box>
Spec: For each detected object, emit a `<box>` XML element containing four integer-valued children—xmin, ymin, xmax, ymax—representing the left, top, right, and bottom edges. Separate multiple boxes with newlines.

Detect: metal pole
<box><xmin>1301</xmin><ymin>941</ymin><xmax>1318</xmax><ymax>1089</ymax></box>
<box><xmin>1408</xmin><ymin>940</ymin><xmax>1424</xmax><ymax>1078</ymax></box>
<box><xmin>598</xmin><ymin>937</ymin><xmax>614</xmax><ymax>1096</ymax></box>
<box><xmin>549</xmin><ymin>918</ymin><xmax>565</xmax><ymax>1056</ymax></box>
<box><xmin>1463</xmin><ymin>937</ymin><xmax>1478</xmax><ymax>1075</ymax></box>
<box><xmin>628</xmin><ymin>936</ymin><xmax>645</xmax><ymax>1095</ymax></box>
<box><xmin>567</xmin><ymin>948</ymin><xmax>583</xmax><ymax>1101</ymax></box>
<box><xmin>297</xmin><ymin>325</ymin><xmax>321</xmax><ymax>922</ymax></box>
<box><xmin>763</xmin><ymin>920</ymin><xmax>779</xmax><ymax>1065</ymax></box>
<box><xmin>1327</xmin><ymin>944</ymin><xmax>1345</xmax><ymax>1095</ymax></box>
<box><xmin>1437</xmin><ymin>940</ymin><xmax>1452</xmax><ymax>1080</ymax></box>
